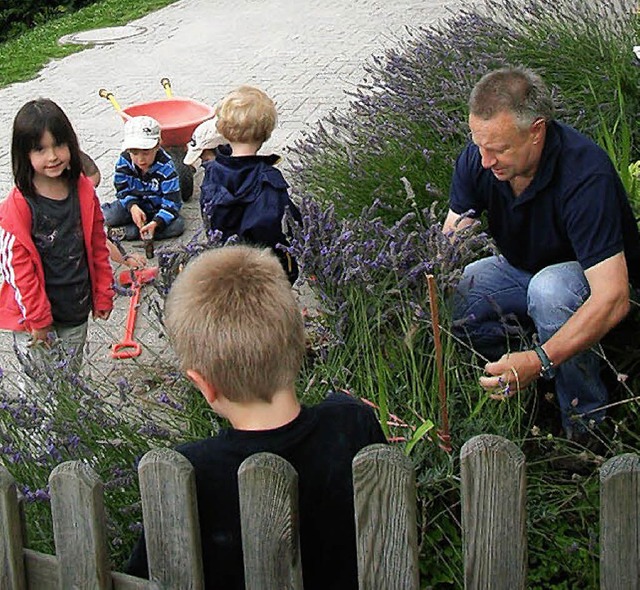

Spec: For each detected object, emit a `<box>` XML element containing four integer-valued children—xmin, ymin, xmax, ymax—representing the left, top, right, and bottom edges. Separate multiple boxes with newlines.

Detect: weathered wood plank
<box><xmin>460</xmin><ymin>434</ymin><xmax>527</xmax><ymax>590</ymax></box>
<box><xmin>238</xmin><ymin>452</ymin><xmax>303</xmax><ymax>590</ymax></box>
<box><xmin>600</xmin><ymin>453</ymin><xmax>640</xmax><ymax>590</ymax></box>
<box><xmin>138</xmin><ymin>448</ymin><xmax>204</xmax><ymax>589</ymax></box>
<box><xmin>49</xmin><ymin>461</ymin><xmax>111</xmax><ymax>589</ymax></box>
<box><xmin>352</xmin><ymin>443</ymin><xmax>419</xmax><ymax>590</ymax></box>
<box><xmin>112</xmin><ymin>570</ymin><xmax>161</xmax><ymax>589</ymax></box>
<box><xmin>0</xmin><ymin>467</ymin><xmax>26</xmax><ymax>590</ymax></box>
<box><xmin>24</xmin><ymin>549</ymin><xmax>58</xmax><ymax>590</ymax></box>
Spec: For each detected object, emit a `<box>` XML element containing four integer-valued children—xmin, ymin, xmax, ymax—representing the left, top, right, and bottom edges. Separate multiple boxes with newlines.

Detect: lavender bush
<box><xmin>0</xmin><ymin>0</ymin><xmax>638</xmax><ymax>585</ymax></box>
<box><xmin>0</xmin><ymin>341</ymin><xmax>211</xmax><ymax>567</ymax></box>
<box><xmin>288</xmin><ymin>0</ymin><xmax>640</xmax><ymax>219</ymax></box>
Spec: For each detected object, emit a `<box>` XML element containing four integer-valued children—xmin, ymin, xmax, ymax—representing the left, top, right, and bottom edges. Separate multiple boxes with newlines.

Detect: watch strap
<box><xmin>533</xmin><ymin>345</ymin><xmax>553</xmax><ymax>378</ymax></box>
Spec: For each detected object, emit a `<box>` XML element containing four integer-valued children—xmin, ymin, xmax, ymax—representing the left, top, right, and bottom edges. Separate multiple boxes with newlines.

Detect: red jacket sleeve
<box><xmin>0</xmin><ymin>228</ymin><xmax>53</xmax><ymax>331</ymax></box>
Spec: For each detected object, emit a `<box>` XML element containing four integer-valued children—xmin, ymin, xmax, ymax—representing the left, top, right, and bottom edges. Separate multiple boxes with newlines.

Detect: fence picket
<box><xmin>0</xmin><ymin>467</ymin><xmax>26</xmax><ymax>590</ymax></box>
<box><xmin>600</xmin><ymin>452</ymin><xmax>640</xmax><ymax>590</ymax></box>
<box><xmin>353</xmin><ymin>443</ymin><xmax>419</xmax><ymax>590</ymax></box>
<box><xmin>23</xmin><ymin>549</ymin><xmax>58</xmax><ymax>590</ymax></box>
<box><xmin>49</xmin><ymin>461</ymin><xmax>111</xmax><ymax>589</ymax></box>
<box><xmin>461</xmin><ymin>434</ymin><xmax>527</xmax><ymax>590</ymax></box>
<box><xmin>137</xmin><ymin>448</ymin><xmax>204</xmax><ymax>589</ymax></box>
<box><xmin>238</xmin><ymin>452</ymin><xmax>303</xmax><ymax>590</ymax></box>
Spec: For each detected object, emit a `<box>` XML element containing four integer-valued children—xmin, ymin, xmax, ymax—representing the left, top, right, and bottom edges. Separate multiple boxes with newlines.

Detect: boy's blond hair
<box><xmin>216</xmin><ymin>86</ymin><xmax>277</xmax><ymax>144</ymax></box>
<box><xmin>165</xmin><ymin>245</ymin><xmax>304</xmax><ymax>403</ymax></box>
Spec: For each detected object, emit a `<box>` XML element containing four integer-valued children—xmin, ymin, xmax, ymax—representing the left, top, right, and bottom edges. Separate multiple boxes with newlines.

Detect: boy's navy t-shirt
<box><xmin>449</xmin><ymin>120</ymin><xmax>640</xmax><ymax>286</ymax></box>
<box><xmin>126</xmin><ymin>392</ymin><xmax>387</xmax><ymax>589</ymax></box>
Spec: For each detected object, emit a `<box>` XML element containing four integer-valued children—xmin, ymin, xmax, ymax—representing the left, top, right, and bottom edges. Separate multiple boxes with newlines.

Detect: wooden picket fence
<box><xmin>0</xmin><ymin>434</ymin><xmax>638</xmax><ymax>589</ymax></box>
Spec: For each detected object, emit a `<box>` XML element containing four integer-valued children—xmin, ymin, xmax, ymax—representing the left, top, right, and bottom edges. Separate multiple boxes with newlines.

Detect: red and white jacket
<box><xmin>0</xmin><ymin>175</ymin><xmax>114</xmax><ymax>332</ymax></box>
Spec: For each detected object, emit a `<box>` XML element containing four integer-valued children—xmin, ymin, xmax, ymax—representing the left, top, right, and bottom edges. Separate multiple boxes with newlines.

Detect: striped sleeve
<box><xmin>0</xmin><ymin>227</ymin><xmax>53</xmax><ymax>330</ymax></box>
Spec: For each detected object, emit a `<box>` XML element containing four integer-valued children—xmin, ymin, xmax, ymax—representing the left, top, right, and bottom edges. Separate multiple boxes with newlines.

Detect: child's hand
<box><xmin>140</xmin><ymin>220</ymin><xmax>158</xmax><ymax>240</ymax></box>
<box><xmin>124</xmin><ymin>253</ymin><xmax>147</xmax><ymax>269</ymax></box>
<box><xmin>30</xmin><ymin>326</ymin><xmax>52</xmax><ymax>345</ymax></box>
<box><xmin>130</xmin><ymin>205</ymin><xmax>147</xmax><ymax>229</ymax></box>
<box><xmin>93</xmin><ymin>310</ymin><xmax>111</xmax><ymax>321</ymax></box>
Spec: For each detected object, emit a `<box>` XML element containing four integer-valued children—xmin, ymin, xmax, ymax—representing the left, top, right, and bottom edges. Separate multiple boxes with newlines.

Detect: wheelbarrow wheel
<box><xmin>166</xmin><ymin>146</ymin><xmax>195</xmax><ymax>202</ymax></box>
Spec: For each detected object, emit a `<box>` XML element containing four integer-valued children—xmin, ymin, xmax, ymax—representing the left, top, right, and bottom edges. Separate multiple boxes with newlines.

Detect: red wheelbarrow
<box><xmin>99</xmin><ymin>78</ymin><xmax>215</xmax><ymax>201</ymax></box>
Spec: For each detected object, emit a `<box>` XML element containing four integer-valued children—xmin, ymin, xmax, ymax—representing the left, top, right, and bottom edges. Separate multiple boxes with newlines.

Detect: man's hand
<box><xmin>140</xmin><ymin>220</ymin><xmax>158</xmax><ymax>241</ymax></box>
<box><xmin>442</xmin><ymin>209</ymin><xmax>477</xmax><ymax>240</ymax></box>
<box><xmin>93</xmin><ymin>310</ymin><xmax>111</xmax><ymax>320</ymax></box>
<box><xmin>479</xmin><ymin>350</ymin><xmax>542</xmax><ymax>400</ymax></box>
<box><xmin>130</xmin><ymin>205</ymin><xmax>147</xmax><ymax>229</ymax></box>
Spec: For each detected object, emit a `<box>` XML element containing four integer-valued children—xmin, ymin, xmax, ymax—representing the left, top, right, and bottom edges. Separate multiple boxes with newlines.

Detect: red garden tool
<box><xmin>111</xmin><ymin>267</ymin><xmax>158</xmax><ymax>359</ymax></box>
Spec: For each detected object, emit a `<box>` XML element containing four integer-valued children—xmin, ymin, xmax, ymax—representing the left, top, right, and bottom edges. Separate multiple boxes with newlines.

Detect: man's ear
<box><xmin>531</xmin><ymin>118</ymin><xmax>546</xmax><ymax>144</ymax></box>
<box><xmin>186</xmin><ymin>369</ymin><xmax>217</xmax><ymax>405</ymax></box>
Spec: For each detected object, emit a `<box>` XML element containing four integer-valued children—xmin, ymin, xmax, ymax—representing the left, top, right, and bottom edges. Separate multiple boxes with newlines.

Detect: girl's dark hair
<box><xmin>12</xmin><ymin>98</ymin><xmax>83</xmax><ymax>199</ymax></box>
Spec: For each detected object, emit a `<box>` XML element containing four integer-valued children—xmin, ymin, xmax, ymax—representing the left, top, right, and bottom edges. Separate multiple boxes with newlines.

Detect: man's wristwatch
<box><xmin>533</xmin><ymin>345</ymin><xmax>554</xmax><ymax>379</ymax></box>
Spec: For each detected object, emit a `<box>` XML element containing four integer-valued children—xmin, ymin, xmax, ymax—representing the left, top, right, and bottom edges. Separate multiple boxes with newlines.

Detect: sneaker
<box><xmin>108</xmin><ymin>224</ymin><xmax>140</xmax><ymax>241</ymax></box>
<box><xmin>107</xmin><ymin>226</ymin><xmax>127</xmax><ymax>241</ymax></box>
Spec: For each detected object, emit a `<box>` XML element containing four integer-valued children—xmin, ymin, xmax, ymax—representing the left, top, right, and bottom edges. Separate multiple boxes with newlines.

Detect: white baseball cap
<box><xmin>122</xmin><ymin>116</ymin><xmax>161</xmax><ymax>150</ymax></box>
<box><xmin>184</xmin><ymin>118</ymin><xmax>225</xmax><ymax>166</ymax></box>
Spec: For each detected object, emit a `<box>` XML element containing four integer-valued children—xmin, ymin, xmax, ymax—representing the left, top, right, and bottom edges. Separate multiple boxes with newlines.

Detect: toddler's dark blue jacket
<box><xmin>200</xmin><ymin>146</ymin><xmax>301</xmax><ymax>283</ymax></box>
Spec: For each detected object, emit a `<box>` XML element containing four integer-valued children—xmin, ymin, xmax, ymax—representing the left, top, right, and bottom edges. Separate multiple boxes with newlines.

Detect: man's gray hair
<box><xmin>468</xmin><ymin>67</ymin><xmax>554</xmax><ymax>128</ymax></box>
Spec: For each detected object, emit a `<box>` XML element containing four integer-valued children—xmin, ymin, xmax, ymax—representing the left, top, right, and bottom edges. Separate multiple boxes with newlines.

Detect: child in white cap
<box><xmin>102</xmin><ymin>115</ymin><xmax>185</xmax><ymax>241</ymax></box>
<box><xmin>183</xmin><ymin>117</ymin><xmax>225</xmax><ymax>170</ymax></box>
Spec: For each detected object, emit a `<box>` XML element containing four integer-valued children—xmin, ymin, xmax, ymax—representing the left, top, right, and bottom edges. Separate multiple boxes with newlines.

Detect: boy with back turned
<box><xmin>125</xmin><ymin>245</ymin><xmax>386</xmax><ymax>589</ymax></box>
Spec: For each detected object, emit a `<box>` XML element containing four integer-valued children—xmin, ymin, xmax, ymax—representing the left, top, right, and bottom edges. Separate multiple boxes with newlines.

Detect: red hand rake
<box><xmin>111</xmin><ymin>267</ymin><xmax>158</xmax><ymax>359</ymax></box>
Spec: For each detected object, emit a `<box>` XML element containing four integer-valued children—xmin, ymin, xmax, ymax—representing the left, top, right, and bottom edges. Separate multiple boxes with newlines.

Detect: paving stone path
<box><xmin>0</xmin><ymin>0</ymin><xmax>462</xmax><ymax>381</ymax></box>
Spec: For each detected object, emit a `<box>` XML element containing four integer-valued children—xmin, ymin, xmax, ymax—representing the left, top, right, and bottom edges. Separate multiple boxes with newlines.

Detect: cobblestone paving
<box><xmin>0</xmin><ymin>0</ymin><xmax>462</xmax><ymax>382</ymax></box>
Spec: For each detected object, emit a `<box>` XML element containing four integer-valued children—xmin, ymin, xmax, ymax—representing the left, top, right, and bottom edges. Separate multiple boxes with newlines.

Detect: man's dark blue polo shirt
<box><xmin>449</xmin><ymin>120</ymin><xmax>640</xmax><ymax>286</ymax></box>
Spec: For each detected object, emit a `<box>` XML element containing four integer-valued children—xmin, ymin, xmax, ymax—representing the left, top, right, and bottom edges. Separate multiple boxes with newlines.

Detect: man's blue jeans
<box><xmin>452</xmin><ymin>255</ymin><xmax>607</xmax><ymax>432</ymax></box>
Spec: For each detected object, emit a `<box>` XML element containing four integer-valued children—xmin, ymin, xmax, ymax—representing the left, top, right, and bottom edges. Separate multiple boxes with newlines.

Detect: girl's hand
<box><xmin>93</xmin><ymin>310</ymin><xmax>111</xmax><ymax>320</ymax></box>
<box><xmin>130</xmin><ymin>205</ymin><xmax>147</xmax><ymax>229</ymax></box>
<box><xmin>30</xmin><ymin>326</ymin><xmax>52</xmax><ymax>345</ymax></box>
<box><xmin>124</xmin><ymin>252</ymin><xmax>147</xmax><ymax>269</ymax></box>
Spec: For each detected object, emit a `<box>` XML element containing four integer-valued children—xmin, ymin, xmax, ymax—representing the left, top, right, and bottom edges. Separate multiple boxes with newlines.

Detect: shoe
<box><xmin>548</xmin><ymin>428</ymin><xmax>608</xmax><ymax>475</ymax></box>
<box><xmin>107</xmin><ymin>226</ymin><xmax>127</xmax><ymax>241</ymax></box>
<box><xmin>108</xmin><ymin>225</ymin><xmax>140</xmax><ymax>241</ymax></box>
<box><xmin>566</xmin><ymin>428</ymin><xmax>608</xmax><ymax>456</ymax></box>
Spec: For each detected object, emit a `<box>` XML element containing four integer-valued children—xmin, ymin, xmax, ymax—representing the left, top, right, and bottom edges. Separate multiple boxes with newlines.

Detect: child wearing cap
<box><xmin>183</xmin><ymin>117</ymin><xmax>225</xmax><ymax>170</ymax></box>
<box><xmin>102</xmin><ymin>116</ymin><xmax>185</xmax><ymax>241</ymax></box>
<box><xmin>199</xmin><ymin>86</ymin><xmax>301</xmax><ymax>284</ymax></box>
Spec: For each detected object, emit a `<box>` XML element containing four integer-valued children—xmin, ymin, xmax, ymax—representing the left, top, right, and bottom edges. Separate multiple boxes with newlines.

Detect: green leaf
<box><xmin>404</xmin><ymin>419</ymin><xmax>435</xmax><ymax>455</ymax></box>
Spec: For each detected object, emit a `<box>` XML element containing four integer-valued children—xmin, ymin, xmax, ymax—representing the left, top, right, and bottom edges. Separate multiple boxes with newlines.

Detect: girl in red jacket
<box><xmin>0</xmin><ymin>98</ymin><xmax>114</xmax><ymax>376</ymax></box>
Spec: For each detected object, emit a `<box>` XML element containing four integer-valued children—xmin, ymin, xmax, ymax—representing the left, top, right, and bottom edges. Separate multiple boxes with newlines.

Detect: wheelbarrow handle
<box><xmin>99</xmin><ymin>88</ymin><xmax>132</xmax><ymax>120</ymax></box>
<box><xmin>99</xmin><ymin>88</ymin><xmax>123</xmax><ymax>110</ymax></box>
<box><xmin>111</xmin><ymin>340</ymin><xmax>142</xmax><ymax>359</ymax></box>
<box><xmin>160</xmin><ymin>77</ymin><xmax>173</xmax><ymax>98</ymax></box>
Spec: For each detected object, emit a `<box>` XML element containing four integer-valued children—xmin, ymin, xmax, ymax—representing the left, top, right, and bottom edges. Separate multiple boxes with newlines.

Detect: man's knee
<box><xmin>453</xmin><ymin>256</ymin><xmax>528</xmax><ymax>323</ymax></box>
<box><xmin>527</xmin><ymin>262</ymin><xmax>590</xmax><ymax>325</ymax></box>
